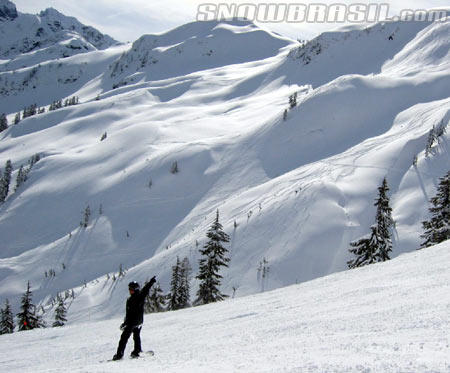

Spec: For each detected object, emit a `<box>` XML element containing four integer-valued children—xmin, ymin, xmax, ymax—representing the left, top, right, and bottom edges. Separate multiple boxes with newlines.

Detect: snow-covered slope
<box><xmin>108</xmin><ymin>19</ymin><xmax>292</xmax><ymax>87</ymax></box>
<box><xmin>277</xmin><ymin>14</ymin><xmax>449</xmax><ymax>87</ymax></box>
<box><xmin>0</xmin><ymin>0</ymin><xmax>121</xmax><ymax>114</ymax></box>
<box><xmin>0</xmin><ymin>3</ymin><xmax>448</xmax><ymax>326</ymax></box>
<box><xmin>1</xmin><ymin>240</ymin><xmax>449</xmax><ymax>372</ymax></box>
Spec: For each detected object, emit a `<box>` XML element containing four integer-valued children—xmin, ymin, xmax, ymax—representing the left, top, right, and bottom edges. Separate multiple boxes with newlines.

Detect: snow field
<box><xmin>1</xmin><ymin>240</ymin><xmax>449</xmax><ymax>372</ymax></box>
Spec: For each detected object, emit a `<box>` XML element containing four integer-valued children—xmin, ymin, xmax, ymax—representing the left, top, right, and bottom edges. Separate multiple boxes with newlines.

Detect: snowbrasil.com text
<box><xmin>196</xmin><ymin>3</ymin><xmax>448</xmax><ymax>23</ymax></box>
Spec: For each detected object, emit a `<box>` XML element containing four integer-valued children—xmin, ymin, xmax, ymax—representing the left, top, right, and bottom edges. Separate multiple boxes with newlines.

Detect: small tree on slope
<box><xmin>348</xmin><ymin>178</ymin><xmax>394</xmax><ymax>268</ymax></box>
<box><xmin>195</xmin><ymin>209</ymin><xmax>230</xmax><ymax>305</ymax></box>
<box><xmin>0</xmin><ymin>113</ymin><xmax>7</xmax><ymax>132</ymax></box>
<box><xmin>177</xmin><ymin>257</ymin><xmax>192</xmax><ymax>309</ymax></box>
<box><xmin>0</xmin><ymin>299</ymin><xmax>14</xmax><ymax>334</ymax></box>
<box><xmin>0</xmin><ymin>159</ymin><xmax>13</xmax><ymax>202</ymax></box>
<box><xmin>374</xmin><ymin>177</ymin><xmax>394</xmax><ymax>261</ymax></box>
<box><xmin>17</xmin><ymin>281</ymin><xmax>44</xmax><ymax>331</ymax></box>
<box><xmin>420</xmin><ymin>171</ymin><xmax>450</xmax><ymax>248</ymax></box>
<box><xmin>53</xmin><ymin>295</ymin><xmax>67</xmax><ymax>327</ymax></box>
<box><xmin>167</xmin><ymin>256</ymin><xmax>181</xmax><ymax>311</ymax></box>
<box><xmin>145</xmin><ymin>282</ymin><xmax>166</xmax><ymax>313</ymax></box>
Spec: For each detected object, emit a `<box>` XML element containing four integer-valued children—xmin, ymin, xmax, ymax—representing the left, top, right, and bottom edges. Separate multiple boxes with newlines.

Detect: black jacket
<box><xmin>124</xmin><ymin>280</ymin><xmax>154</xmax><ymax>327</ymax></box>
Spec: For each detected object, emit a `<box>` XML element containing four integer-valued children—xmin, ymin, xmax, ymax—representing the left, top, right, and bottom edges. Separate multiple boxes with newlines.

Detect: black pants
<box><xmin>116</xmin><ymin>325</ymin><xmax>142</xmax><ymax>357</ymax></box>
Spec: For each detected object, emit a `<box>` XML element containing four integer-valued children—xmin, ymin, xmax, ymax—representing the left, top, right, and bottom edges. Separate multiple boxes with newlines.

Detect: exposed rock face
<box><xmin>0</xmin><ymin>0</ymin><xmax>18</xmax><ymax>21</ymax></box>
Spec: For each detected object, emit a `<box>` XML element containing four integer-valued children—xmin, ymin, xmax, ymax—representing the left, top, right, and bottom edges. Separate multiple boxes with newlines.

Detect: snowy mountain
<box><xmin>0</xmin><ymin>0</ymin><xmax>117</xmax><ymax>63</ymax></box>
<box><xmin>2</xmin><ymin>239</ymin><xmax>450</xmax><ymax>372</ymax></box>
<box><xmin>108</xmin><ymin>20</ymin><xmax>292</xmax><ymax>87</ymax></box>
<box><xmin>0</xmin><ymin>0</ymin><xmax>120</xmax><ymax>114</ymax></box>
<box><xmin>0</xmin><ymin>0</ymin><xmax>448</xmax><ymax>332</ymax></box>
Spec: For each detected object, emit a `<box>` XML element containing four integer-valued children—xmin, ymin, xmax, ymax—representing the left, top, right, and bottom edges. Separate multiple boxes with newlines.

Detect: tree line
<box><xmin>0</xmin><ymin>96</ymin><xmax>79</xmax><ymax>130</ymax></box>
<box><xmin>0</xmin><ymin>281</ymin><xmax>68</xmax><ymax>334</ymax></box>
<box><xmin>145</xmin><ymin>209</ymin><xmax>231</xmax><ymax>313</ymax></box>
<box><xmin>0</xmin><ymin>154</ymin><xmax>41</xmax><ymax>203</ymax></box>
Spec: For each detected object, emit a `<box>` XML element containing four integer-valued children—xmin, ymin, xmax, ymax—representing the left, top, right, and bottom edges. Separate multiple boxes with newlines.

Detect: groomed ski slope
<box><xmin>1</xmin><ymin>240</ymin><xmax>449</xmax><ymax>373</ymax></box>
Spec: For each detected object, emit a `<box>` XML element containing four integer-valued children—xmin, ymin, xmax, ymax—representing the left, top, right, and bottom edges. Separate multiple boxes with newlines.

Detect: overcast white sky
<box><xmin>13</xmin><ymin>0</ymin><xmax>450</xmax><ymax>42</ymax></box>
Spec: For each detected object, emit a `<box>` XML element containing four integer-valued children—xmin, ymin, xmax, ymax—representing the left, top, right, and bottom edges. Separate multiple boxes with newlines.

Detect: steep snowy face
<box><xmin>0</xmin><ymin>0</ymin><xmax>17</xmax><ymax>21</ymax></box>
<box><xmin>382</xmin><ymin>17</ymin><xmax>450</xmax><ymax>77</ymax></box>
<box><xmin>282</xmin><ymin>18</ymin><xmax>447</xmax><ymax>88</ymax></box>
<box><xmin>0</xmin><ymin>2</ymin><xmax>118</xmax><ymax>69</ymax></box>
<box><xmin>108</xmin><ymin>19</ymin><xmax>293</xmax><ymax>87</ymax></box>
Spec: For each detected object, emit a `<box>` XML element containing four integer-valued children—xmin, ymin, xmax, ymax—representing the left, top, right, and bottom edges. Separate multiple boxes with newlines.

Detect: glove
<box><xmin>149</xmin><ymin>276</ymin><xmax>156</xmax><ymax>286</ymax></box>
<box><xmin>120</xmin><ymin>323</ymin><xmax>126</xmax><ymax>331</ymax></box>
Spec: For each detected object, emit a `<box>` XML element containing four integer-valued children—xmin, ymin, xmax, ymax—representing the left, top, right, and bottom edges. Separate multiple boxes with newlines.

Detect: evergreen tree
<box><xmin>374</xmin><ymin>177</ymin><xmax>394</xmax><ymax>261</ymax></box>
<box><xmin>82</xmin><ymin>205</ymin><xmax>91</xmax><ymax>228</ymax></box>
<box><xmin>435</xmin><ymin>120</ymin><xmax>447</xmax><ymax>139</ymax></box>
<box><xmin>170</xmin><ymin>161</ymin><xmax>179</xmax><ymax>174</ymax></box>
<box><xmin>195</xmin><ymin>209</ymin><xmax>230</xmax><ymax>305</ymax></box>
<box><xmin>178</xmin><ymin>257</ymin><xmax>192</xmax><ymax>309</ymax></box>
<box><xmin>14</xmin><ymin>112</ymin><xmax>20</xmax><ymax>125</ymax></box>
<box><xmin>0</xmin><ymin>113</ymin><xmax>7</xmax><ymax>132</ymax></box>
<box><xmin>289</xmin><ymin>92</ymin><xmax>297</xmax><ymax>109</ymax></box>
<box><xmin>23</xmin><ymin>104</ymin><xmax>37</xmax><ymax>119</ymax></box>
<box><xmin>17</xmin><ymin>281</ymin><xmax>43</xmax><ymax>331</ymax></box>
<box><xmin>14</xmin><ymin>165</ymin><xmax>27</xmax><ymax>191</ymax></box>
<box><xmin>145</xmin><ymin>282</ymin><xmax>166</xmax><ymax>313</ymax></box>
<box><xmin>52</xmin><ymin>295</ymin><xmax>67</xmax><ymax>327</ymax></box>
<box><xmin>29</xmin><ymin>153</ymin><xmax>41</xmax><ymax>167</ymax></box>
<box><xmin>168</xmin><ymin>256</ymin><xmax>181</xmax><ymax>310</ymax></box>
<box><xmin>425</xmin><ymin>126</ymin><xmax>436</xmax><ymax>157</ymax></box>
<box><xmin>0</xmin><ymin>159</ymin><xmax>13</xmax><ymax>202</ymax></box>
<box><xmin>348</xmin><ymin>178</ymin><xmax>394</xmax><ymax>268</ymax></box>
<box><xmin>347</xmin><ymin>225</ymin><xmax>379</xmax><ymax>268</ymax></box>
<box><xmin>420</xmin><ymin>171</ymin><xmax>450</xmax><ymax>248</ymax></box>
<box><xmin>0</xmin><ymin>299</ymin><xmax>14</xmax><ymax>334</ymax></box>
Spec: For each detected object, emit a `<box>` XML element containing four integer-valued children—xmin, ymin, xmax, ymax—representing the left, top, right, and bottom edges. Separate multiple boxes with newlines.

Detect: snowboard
<box><xmin>102</xmin><ymin>350</ymin><xmax>155</xmax><ymax>363</ymax></box>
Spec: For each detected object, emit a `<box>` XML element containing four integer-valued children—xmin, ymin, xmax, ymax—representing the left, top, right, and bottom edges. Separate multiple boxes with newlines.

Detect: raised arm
<box><xmin>140</xmin><ymin>276</ymin><xmax>156</xmax><ymax>298</ymax></box>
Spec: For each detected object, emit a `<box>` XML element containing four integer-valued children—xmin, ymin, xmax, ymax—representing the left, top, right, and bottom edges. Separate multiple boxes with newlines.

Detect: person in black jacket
<box><xmin>113</xmin><ymin>276</ymin><xmax>156</xmax><ymax>360</ymax></box>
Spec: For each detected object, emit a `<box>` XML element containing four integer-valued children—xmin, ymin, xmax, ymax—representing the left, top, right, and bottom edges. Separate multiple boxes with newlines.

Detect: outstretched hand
<box><xmin>149</xmin><ymin>276</ymin><xmax>156</xmax><ymax>286</ymax></box>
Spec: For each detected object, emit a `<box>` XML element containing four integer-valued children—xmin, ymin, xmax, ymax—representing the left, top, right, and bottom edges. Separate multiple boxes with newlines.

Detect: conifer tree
<box><xmin>374</xmin><ymin>177</ymin><xmax>394</xmax><ymax>261</ymax></box>
<box><xmin>0</xmin><ymin>299</ymin><xmax>14</xmax><ymax>334</ymax></box>
<box><xmin>14</xmin><ymin>112</ymin><xmax>20</xmax><ymax>125</ymax></box>
<box><xmin>348</xmin><ymin>225</ymin><xmax>379</xmax><ymax>268</ymax></box>
<box><xmin>170</xmin><ymin>161</ymin><xmax>179</xmax><ymax>174</ymax></box>
<box><xmin>425</xmin><ymin>126</ymin><xmax>436</xmax><ymax>157</ymax></box>
<box><xmin>17</xmin><ymin>281</ymin><xmax>43</xmax><ymax>331</ymax></box>
<box><xmin>289</xmin><ymin>92</ymin><xmax>297</xmax><ymax>109</ymax></box>
<box><xmin>420</xmin><ymin>171</ymin><xmax>450</xmax><ymax>248</ymax></box>
<box><xmin>0</xmin><ymin>113</ymin><xmax>7</xmax><ymax>132</ymax></box>
<box><xmin>348</xmin><ymin>178</ymin><xmax>394</xmax><ymax>268</ymax></box>
<box><xmin>168</xmin><ymin>256</ymin><xmax>181</xmax><ymax>310</ymax></box>
<box><xmin>14</xmin><ymin>165</ymin><xmax>27</xmax><ymax>191</ymax></box>
<box><xmin>195</xmin><ymin>209</ymin><xmax>230</xmax><ymax>305</ymax></box>
<box><xmin>145</xmin><ymin>282</ymin><xmax>166</xmax><ymax>313</ymax></box>
<box><xmin>178</xmin><ymin>257</ymin><xmax>192</xmax><ymax>309</ymax></box>
<box><xmin>435</xmin><ymin>120</ymin><xmax>447</xmax><ymax>140</ymax></box>
<box><xmin>53</xmin><ymin>295</ymin><xmax>67</xmax><ymax>327</ymax></box>
<box><xmin>82</xmin><ymin>205</ymin><xmax>91</xmax><ymax>228</ymax></box>
<box><xmin>0</xmin><ymin>159</ymin><xmax>13</xmax><ymax>202</ymax></box>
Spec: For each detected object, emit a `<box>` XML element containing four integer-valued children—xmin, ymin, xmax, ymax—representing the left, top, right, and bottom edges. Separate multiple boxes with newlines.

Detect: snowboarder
<box><xmin>112</xmin><ymin>276</ymin><xmax>156</xmax><ymax>360</ymax></box>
